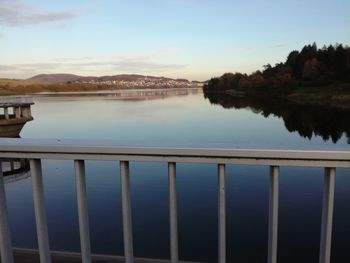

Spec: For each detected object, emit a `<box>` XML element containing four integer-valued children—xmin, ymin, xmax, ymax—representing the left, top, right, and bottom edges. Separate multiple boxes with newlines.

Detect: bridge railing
<box><xmin>0</xmin><ymin>138</ymin><xmax>349</xmax><ymax>263</ymax></box>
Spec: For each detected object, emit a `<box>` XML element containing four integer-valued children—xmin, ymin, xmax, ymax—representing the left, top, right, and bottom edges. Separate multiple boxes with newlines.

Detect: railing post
<box><xmin>10</xmin><ymin>160</ymin><xmax>14</xmax><ymax>171</ymax></box>
<box><xmin>319</xmin><ymin>167</ymin><xmax>336</xmax><ymax>263</ymax></box>
<box><xmin>30</xmin><ymin>159</ymin><xmax>51</xmax><ymax>263</ymax></box>
<box><xmin>21</xmin><ymin>106</ymin><xmax>32</xmax><ymax>118</ymax></box>
<box><xmin>268</xmin><ymin>166</ymin><xmax>279</xmax><ymax>263</ymax></box>
<box><xmin>0</xmin><ymin>162</ymin><xmax>14</xmax><ymax>263</ymax></box>
<box><xmin>218</xmin><ymin>163</ymin><xmax>226</xmax><ymax>263</ymax></box>
<box><xmin>74</xmin><ymin>160</ymin><xmax>92</xmax><ymax>263</ymax></box>
<box><xmin>14</xmin><ymin>107</ymin><xmax>21</xmax><ymax>118</ymax></box>
<box><xmin>168</xmin><ymin>162</ymin><xmax>178</xmax><ymax>263</ymax></box>
<box><xmin>4</xmin><ymin>107</ymin><xmax>9</xmax><ymax>119</ymax></box>
<box><xmin>120</xmin><ymin>161</ymin><xmax>134</xmax><ymax>263</ymax></box>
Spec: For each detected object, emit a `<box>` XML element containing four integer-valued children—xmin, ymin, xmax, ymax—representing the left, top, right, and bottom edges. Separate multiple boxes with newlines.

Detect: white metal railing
<box><xmin>0</xmin><ymin>138</ymin><xmax>349</xmax><ymax>263</ymax></box>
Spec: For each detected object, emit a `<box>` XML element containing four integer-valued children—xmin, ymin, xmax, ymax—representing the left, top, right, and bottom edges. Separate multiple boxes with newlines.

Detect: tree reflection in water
<box><xmin>204</xmin><ymin>92</ymin><xmax>350</xmax><ymax>144</ymax></box>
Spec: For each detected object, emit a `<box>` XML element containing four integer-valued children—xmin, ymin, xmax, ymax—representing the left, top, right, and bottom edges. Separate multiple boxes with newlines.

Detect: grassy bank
<box><xmin>0</xmin><ymin>79</ymin><xmax>107</xmax><ymax>95</ymax></box>
<box><xmin>0</xmin><ymin>80</ymin><xmax>199</xmax><ymax>95</ymax></box>
<box><xmin>285</xmin><ymin>83</ymin><xmax>350</xmax><ymax>108</ymax></box>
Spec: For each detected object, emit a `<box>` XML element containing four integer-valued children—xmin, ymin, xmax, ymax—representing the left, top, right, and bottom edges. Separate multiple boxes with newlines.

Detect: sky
<box><xmin>0</xmin><ymin>0</ymin><xmax>349</xmax><ymax>81</ymax></box>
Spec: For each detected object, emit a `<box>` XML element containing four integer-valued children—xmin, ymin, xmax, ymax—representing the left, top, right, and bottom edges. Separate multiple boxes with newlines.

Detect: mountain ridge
<box><xmin>25</xmin><ymin>74</ymin><xmax>82</xmax><ymax>83</ymax></box>
<box><xmin>25</xmin><ymin>73</ymin><xmax>196</xmax><ymax>84</ymax></box>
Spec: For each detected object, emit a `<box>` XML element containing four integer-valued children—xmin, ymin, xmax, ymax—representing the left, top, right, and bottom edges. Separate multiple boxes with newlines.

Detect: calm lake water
<box><xmin>4</xmin><ymin>89</ymin><xmax>350</xmax><ymax>263</ymax></box>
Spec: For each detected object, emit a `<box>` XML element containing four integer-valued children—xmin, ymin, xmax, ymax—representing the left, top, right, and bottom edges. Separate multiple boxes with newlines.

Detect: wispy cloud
<box><xmin>0</xmin><ymin>0</ymin><xmax>77</xmax><ymax>27</ymax></box>
<box><xmin>71</xmin><ymin>55</ymin><xmax>186</xmax><ymax>71</ymax></box>
<box><xmin>0</xmin><ymin>53</ymin><xmax>187</xmax><ymax>78</ymax></box>
<box><xmin>0</xmin><ymin>65</ymin><xmax>15</xmax><ymax>70</ymax></box>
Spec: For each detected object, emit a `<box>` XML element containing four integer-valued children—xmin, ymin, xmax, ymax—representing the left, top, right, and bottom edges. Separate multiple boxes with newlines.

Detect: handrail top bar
<box><xmin>0</xmin><ymin>96</ymin><xmax>34</xmax><ymax>107</ymax></box>
<box><xmin>0</xmin><ymin>138</ymin><xmax>349</xmax><ymax>162</ymax></box>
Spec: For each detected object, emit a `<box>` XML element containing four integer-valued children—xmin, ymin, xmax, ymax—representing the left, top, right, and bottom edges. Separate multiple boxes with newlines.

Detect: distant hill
<box><xmin>26</xmin><ymin>74</ymin><xmax>82</xmax><ymax>83</ymax></box>
<box><xmin>24</xmin><ymin>73</ymin><xmax>198</xmax><ymax>84</ymax></box>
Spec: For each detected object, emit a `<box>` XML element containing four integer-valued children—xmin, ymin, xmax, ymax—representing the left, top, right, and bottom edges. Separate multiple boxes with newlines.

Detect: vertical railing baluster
<box><xmin>218</xmin><ymin>163</ymin><xmax>226</xmax><ymax>263</ymax></box>
<box><xmin>4</xmin><ymin>107</ymin><xmax>9</xmax><ymax>119</ymax></box>
<box><xmin>268</xmin><ymin>166</ymin><xmax>279</xmax><ymax>263</ymax></box>
<box><xmin>120</xmin><ymin>161</ymin><xmax>134</xmax><ymax>263</ymax></box>
<box><xmin>0</xmin><ymin>162</ymin><xmax>14</xmax><ymax>263</ymax></box>
<box><xmin>14</xmin><ymin>107</ymin><xmax>21</xmax><ymax>118</ymax></box>
<box><xmin>168</xmin><ymin>162</ymin><xmax>179</xmax><ymax>263</ymax></box>
<box><xmin>75</xmin><ymin>160</ymin><xmax>92</xmax><ymax>263</ymax></box>
<box><xmin>10</xmin><ymin>160</ymin><xmax>14</xmax><ymax>171</ymax></box>
<box><xmin>30</xmin><ymin>159</ymin><xmax>51</xmax><ymax>263</ymax></box>
<box><xmin>319</xmin><ymin>167</ymin><xmax>336</xmax><ymax>263</ymax></box>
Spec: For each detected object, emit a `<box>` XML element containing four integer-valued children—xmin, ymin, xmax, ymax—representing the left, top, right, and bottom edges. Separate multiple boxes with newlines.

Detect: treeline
<box><xmin>203</xmin><ymin>43</ymin><xmax>350</xmax><ymax>95</ymax></box>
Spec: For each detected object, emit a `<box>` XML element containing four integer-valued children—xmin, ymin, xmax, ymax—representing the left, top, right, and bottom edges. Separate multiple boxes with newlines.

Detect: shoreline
<box><xmin>206</xmin><ymin>89</ymin><xmax>350</xmax><ymax>110</ymax></box>
<box><xmin>35</xmin><ymin>86</ymin><xmax>202</xmax><ymax>95</ymax></box>
<box><xmin>0</xmin><ymin>85</ymin><xmax>203</xmax><ymax>96</ymax></box>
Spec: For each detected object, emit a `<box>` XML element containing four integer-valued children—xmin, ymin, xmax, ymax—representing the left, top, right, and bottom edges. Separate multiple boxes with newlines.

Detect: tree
<box><xmin>302</xmin><ymin>58</ymin><xmax>321</xmax><ymax>81</ymax></box>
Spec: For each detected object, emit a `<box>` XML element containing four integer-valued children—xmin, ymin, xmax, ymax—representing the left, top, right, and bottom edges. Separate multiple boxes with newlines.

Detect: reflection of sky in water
<box><xmin>5</xmin><ymin>92</ymin><xmax>350</xmax><ymax>262</ymax></box>
<box><xmin>20</xmin><ymin>93</ymin><xmax>349</xmax><ymax>148</ymax></box>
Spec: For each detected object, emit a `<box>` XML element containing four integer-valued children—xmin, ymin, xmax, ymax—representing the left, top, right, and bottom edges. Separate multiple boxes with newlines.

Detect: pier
<box><xmin>0</xmin><ymin>96</ymin><xmax>34</xmax><ymax>137</ymax></box>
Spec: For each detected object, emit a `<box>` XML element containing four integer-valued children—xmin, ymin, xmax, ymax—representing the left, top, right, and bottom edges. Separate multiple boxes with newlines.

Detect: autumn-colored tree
<box><xmin>203</xmin><ymin>43</ymin><xmax>350</xmax><ymax>93</ymax></box>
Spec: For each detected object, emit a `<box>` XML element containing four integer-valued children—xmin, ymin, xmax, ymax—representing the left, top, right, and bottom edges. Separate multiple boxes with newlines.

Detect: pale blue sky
<box><xmin>0</xmin><ymin>0</ymin><xmax>349</xmax><ymax>80</ymax></box>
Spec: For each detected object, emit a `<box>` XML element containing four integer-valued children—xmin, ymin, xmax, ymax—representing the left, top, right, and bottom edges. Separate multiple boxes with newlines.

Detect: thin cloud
<box><xmin>0</xmin><ymin>55</ymin><xmax>187</xmax><ymax>78</ymax></box>
<box><xmin>52</xmin><ymin>57</ymin><xmax>93</xmax><ymax>62</ymax></box>
<box><xmin>0</xmin><ymin>0</ymin><xmax>77</xmax><ymax>27</ymax></box>
<box><xmin>111</xmin><ymin>60</ymin><xmax>186</xmax><ymax>71</ymax></box>
<box><xmin>55</xmin><ymin>51</ymin><xmax>185</xmax><ymax>71</ymax></box>
<box><xmin>0</xmin><ymin>65</ymin><xmax>15</xmax><ymax>70</ymax></box>
<box><xmin>71</xmin><ymin>55</ymin><xmax>186</xmax><ymax>71</ymax></box>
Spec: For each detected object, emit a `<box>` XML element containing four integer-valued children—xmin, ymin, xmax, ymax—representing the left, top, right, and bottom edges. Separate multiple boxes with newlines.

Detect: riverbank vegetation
<box><xmin>0</xmin><ymin>79</ymin><xmax>115</xmax><ymax>95</ymax></box>
<box><xmin>0</xmin><ymin>79</ymin><xmax>200</xmax><ymax>96</ymax></box>
<box><xmin>203</xmin><ymin>43</ymin><xmax>350</xmax><ymax>106</ymax></box>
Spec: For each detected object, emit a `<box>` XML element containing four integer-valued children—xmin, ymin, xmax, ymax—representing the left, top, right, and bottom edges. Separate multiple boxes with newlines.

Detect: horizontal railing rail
<box><xmin>0</xmin><ymin>139</ymin><xmax>349</xmax><ymax>167</ymax></box>
<box><xmin>0</xmin><ymin>138</ymin><xmax>349</xmax><ymax>263</ymax></box>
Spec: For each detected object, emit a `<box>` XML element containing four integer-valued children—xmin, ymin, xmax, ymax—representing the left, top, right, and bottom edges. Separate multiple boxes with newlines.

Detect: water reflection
<box><xmin>0</xmin><ymin>133</ymin><xmax>30</xmax><ymax>183</ymax></box>
<box><xmin>1</xmin><ymin>159</ymin><xmax>30</xmax><ymax>183</ymax></box>
<box><xmin>36</xmin><ymin>87</ymin><xmax>202</xmax><ymax>100</ymax></box>
<box><xmin>3</xmin><ymin>91</ymin><xmax>350</xmax><ymax>263</ymax></box>
<box><xmin>204</xmin><ymin>92</ymin><xmax>350</xmax><ymax>144</ymax></box>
